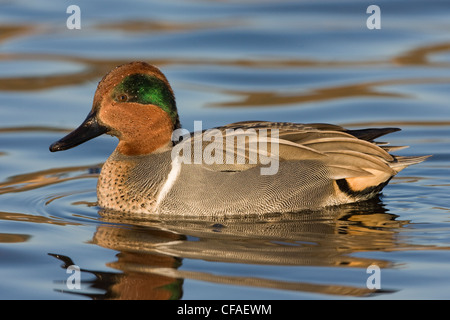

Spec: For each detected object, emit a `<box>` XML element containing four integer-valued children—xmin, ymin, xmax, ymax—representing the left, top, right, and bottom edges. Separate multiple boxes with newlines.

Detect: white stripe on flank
<box><xmin>155</xmin><ymin>156</ymin><xmax>182</xmax><ymax>208</ymax></box>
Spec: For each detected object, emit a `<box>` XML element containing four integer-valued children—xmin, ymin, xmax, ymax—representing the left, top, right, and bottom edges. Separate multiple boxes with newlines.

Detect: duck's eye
<box><xmin>117</xmin><ymin>94</ymin><xmax>128</xmax><ymax>102</ymax></box>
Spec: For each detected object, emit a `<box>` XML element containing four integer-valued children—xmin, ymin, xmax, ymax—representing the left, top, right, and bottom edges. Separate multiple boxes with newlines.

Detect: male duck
<box><xmin>50</xmin><ymin>61</ymin><xmax>428</xmax><ymax>215</ymax></box>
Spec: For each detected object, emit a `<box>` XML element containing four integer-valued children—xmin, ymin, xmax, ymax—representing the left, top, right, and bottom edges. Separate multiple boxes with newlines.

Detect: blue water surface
<box><xmin>0</xmin><ymin>0</ymin><xmax>449</xmax><ymax>300</ymax></box>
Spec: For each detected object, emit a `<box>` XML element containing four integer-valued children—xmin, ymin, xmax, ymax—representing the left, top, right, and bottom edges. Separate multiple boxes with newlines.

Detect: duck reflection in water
<box><xmin>49</xmin><ymin>197</ymin><xmax>403</xmax><ymax>299</ymax></box>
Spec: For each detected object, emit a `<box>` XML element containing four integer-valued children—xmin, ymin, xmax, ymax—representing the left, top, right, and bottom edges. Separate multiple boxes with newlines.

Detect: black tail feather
<box><xmin>346</xmin><ymin>127</ymin><xmax>401</xmax><ymax>142</ymax></box>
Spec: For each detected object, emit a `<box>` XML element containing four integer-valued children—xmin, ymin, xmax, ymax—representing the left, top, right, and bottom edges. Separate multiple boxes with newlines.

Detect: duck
<box><xmin>49</xmin><ymin>61</ymin><xmax>429</xmax><ymax>216</ymax></box>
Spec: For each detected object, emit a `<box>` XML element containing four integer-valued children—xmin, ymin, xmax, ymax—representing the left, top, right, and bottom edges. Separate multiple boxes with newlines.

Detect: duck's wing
<box><xmin>172</xmin><ymin>121</ymin><xmax>428</xmax><ymax>183</ymax></box>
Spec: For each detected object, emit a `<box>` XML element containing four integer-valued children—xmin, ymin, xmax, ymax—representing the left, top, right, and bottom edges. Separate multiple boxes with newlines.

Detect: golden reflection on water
<box><xmin>0</xmin><ymin>232</ymin><xmax>30</xmax><ymax>243</ymax></box>
<box><xmin>0</xmin><ymin>163</ymin><xmax>99</xmax><ymax>195</ymax></box>
<box><xmin>96</xmin><ymin>20</ymin><xmax>235</xmax><ymax>33</ymax></box>
<box><xmin>0</xmin><ymin>25</ymin><xmax>36</xmax><ymax>43</ymax></box>
<box><xmin>0</xmin><ymin>210</ymin><xmax>79</xmax><ymax>226</ymax></box>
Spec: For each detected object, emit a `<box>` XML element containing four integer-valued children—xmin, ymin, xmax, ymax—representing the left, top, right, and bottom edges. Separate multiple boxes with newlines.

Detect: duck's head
<box><xmin>49</xmin><ymin>61</ymin><xmax>180</xmax><ymax>156</ymax></box>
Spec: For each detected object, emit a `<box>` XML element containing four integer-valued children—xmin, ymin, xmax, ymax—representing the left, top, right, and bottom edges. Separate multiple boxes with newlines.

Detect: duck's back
<box><xmin>154</xmin><ymin>122</ymin><xmax>428</xmax><ymax>215</ymax></box>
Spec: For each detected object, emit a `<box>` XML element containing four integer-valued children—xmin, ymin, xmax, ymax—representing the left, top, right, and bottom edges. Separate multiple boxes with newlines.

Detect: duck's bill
<box><xmin>49</xmin><ymin>110</ymin><xmax>108</xmax><ymax>152</ymax></box>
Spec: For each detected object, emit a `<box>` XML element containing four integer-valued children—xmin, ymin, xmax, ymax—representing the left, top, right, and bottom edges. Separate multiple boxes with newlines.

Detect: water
<box><xmin>0</xmin><ymin>0</ymin><xmax>450</xmax><ymax>300</ymax></box>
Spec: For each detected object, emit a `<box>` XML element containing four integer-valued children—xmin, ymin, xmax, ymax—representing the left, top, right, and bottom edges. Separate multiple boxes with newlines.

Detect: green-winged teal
<box><xmin>50</xmin><ymin>62</ymin><xmax>429</xmax><ymax>215</ymax></box>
